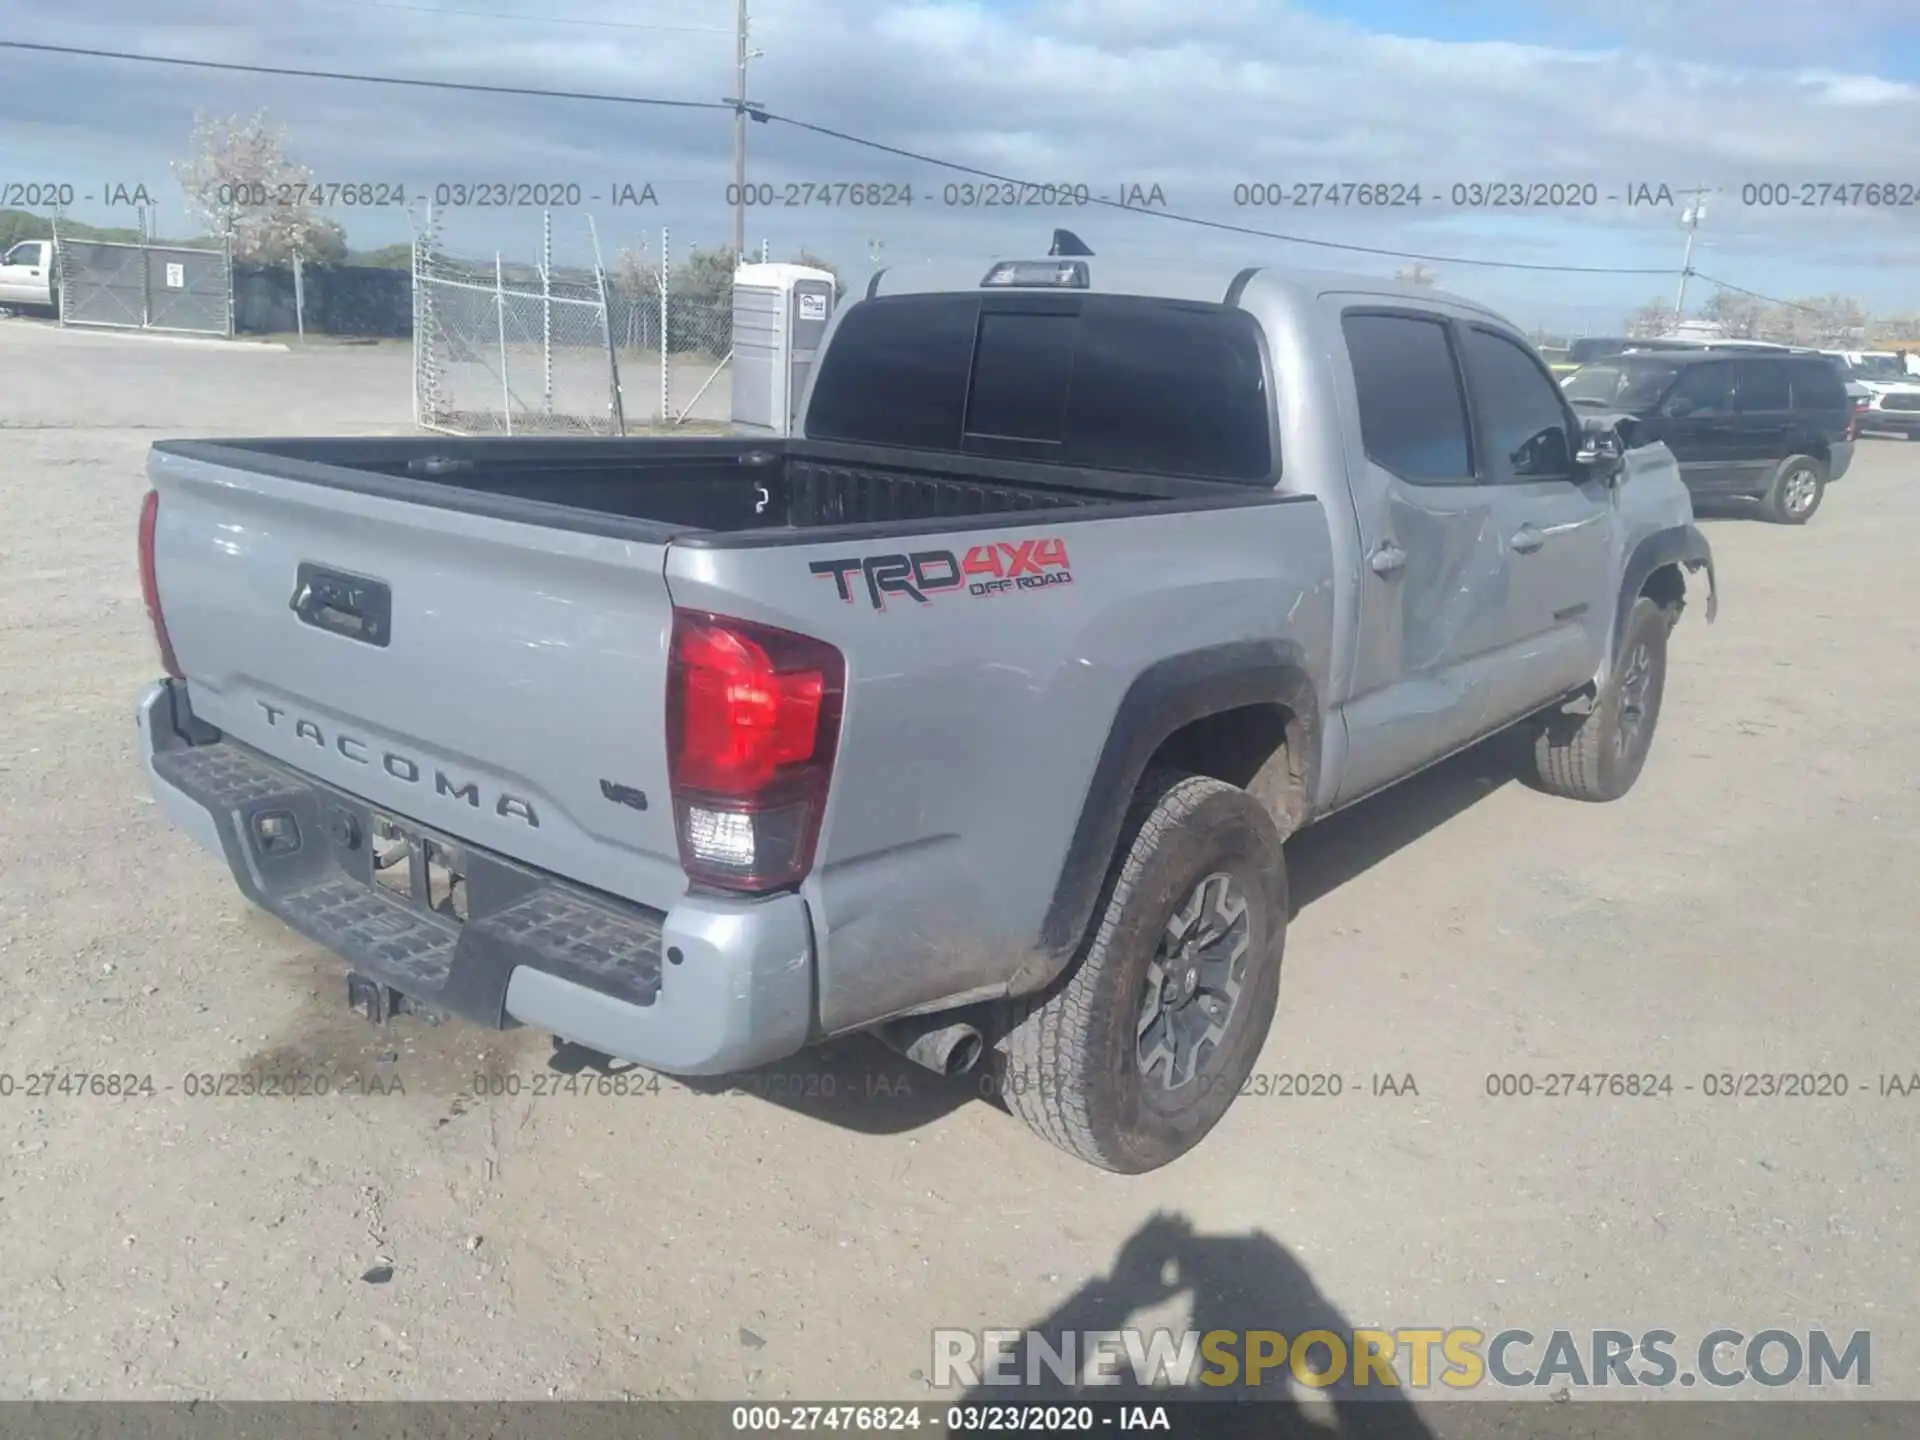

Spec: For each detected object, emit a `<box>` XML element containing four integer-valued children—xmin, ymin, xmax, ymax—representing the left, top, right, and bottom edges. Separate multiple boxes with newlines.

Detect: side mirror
<box><xmin>1576</xmin><ymin>420</ymin><xmax>1627</xmax><ymax>480</ymax></box>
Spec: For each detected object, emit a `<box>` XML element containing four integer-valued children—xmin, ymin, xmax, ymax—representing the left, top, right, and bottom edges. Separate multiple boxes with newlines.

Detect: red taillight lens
<box><xmin>666</xmin><ymin>610</ymin><xmax>843</xmax><ymax>892</ymax></box>
<box><xmin>138</xmin><ymin>489</ymin><xmax>183</xmax><ymax>679</ymax></box>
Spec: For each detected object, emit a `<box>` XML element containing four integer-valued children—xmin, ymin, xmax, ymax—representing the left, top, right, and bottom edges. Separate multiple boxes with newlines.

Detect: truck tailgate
<box><xmin>148</xmin><ymin>446</ymin><xmax>689</xmax><ymax>913</ymax></box>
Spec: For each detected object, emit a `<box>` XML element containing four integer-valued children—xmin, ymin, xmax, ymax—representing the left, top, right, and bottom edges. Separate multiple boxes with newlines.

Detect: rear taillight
<box><xmin>138</xmin><ymin>489</ymin><xmax>183</xmax><ymax>679</ymax></box>
<box><xmin>666</xmin><ymin>609</ymin><xmax>844</xmax><ymax>893</ymax></box>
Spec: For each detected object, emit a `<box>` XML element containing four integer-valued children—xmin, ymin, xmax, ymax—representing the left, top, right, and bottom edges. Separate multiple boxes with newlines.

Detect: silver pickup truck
<box><xmin>136</xmin><ymin>249</ymin><xmax>1716</xmax><ymax>1172</ymax></box>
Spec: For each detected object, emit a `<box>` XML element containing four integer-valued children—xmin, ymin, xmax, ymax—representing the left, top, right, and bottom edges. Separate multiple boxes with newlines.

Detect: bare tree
<box><xmin>1702</xmin><ymin>288</ymin><xmax>1764</xmax><ymax>340</ymax></box>
<box><xmin>611</xmin><ymin>243</ymin><xmax>661</xmax><ymax>297</ymax></box>
<box><xmin>1394</xmin><ymin>263</ymin><xmax>1437</xmax><ymax>287</ymax></box>
<box><xmin>608</xmin><ymin>244</ymin><xmax>662</xmax><ymax>352</ymax></box>
<box><xmin>172</xmin><ymin>111</ymin><xmax>346</xmax><ymax>264</ymax></box>
<box><xmin>1624</xmin><ymin>298</ymin><xmax>1671</xmax><ymax>338</ymax></box>
<box><xmin>1758</xmin><ymin>294</ymin><xmax>1867</xmax><ymax>348</ymax></box>
<box><xmin>1867</xmin><ymin>312</ymin><xmax>1920</xmax><ymax>345</ymax></box>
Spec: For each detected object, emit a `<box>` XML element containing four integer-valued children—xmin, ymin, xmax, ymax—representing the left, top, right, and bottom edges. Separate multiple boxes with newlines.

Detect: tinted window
<box><xmin>1058</xmin><ymin>300</ymin><xmax>1271</xmax><ymax>481</ymax></box>
<box><xmin>806</xmin><ymin>293</ymin><xmax>1273</xmax><ymax>482</ymax></box>
<box><xmin>1843</xmin><ymin>355</ymin><xmax>1907</xmax><ymax>381</ymax></box>
<box><xmin>1667</xmin><ymin>362</ymin><xmax>1734</xmax><ymax>414</ymax></box>
<box><xmin>1564</xmin><ymin>359</ymin><xmax>1680</xmax><ymax>409</ymax></box>
<box><xmin>1737</xmin><ymin>360</ymin><xmax>1791</xmax><ymax>411</ymax></box>
<box><xmin>965</xmin><ymin>311</ymin><xmax>1075</xmax><ymax>443</ymax></box>
<box><xmin>1569</xmin><ymin>338</ymin><xmax>1630</xmax><ymax>364</ymax></box>
<box><xmin>1461</xmin><ymin>327</ymin><xmax>1572</xmax><ymax>478</ymax></box>
<box><xmin>1343</xmin><ymin>313</ymin><xmax>1473</xmax><ymax>483</ymax></box>
<box><xmin>1787</xmin><ymin>359</ymin><xmax>1847</xmax><ymax>410</ymax></box>
<box><xmin>806</xmin><ymin>295</ymin><xmax>977</xmax><ymax>449</ymax></box>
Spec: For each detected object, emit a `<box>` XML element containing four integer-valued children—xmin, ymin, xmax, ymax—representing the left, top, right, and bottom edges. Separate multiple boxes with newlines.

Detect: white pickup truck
<box><xmin>1821</xmin><ymin>351</ymin><xmax>1920</xmax><ymax>439</ymax></box>
<box><xmin>0</xmin><ymin>239</ymin><xmax>55</xmax><ymax>313</ymax></box>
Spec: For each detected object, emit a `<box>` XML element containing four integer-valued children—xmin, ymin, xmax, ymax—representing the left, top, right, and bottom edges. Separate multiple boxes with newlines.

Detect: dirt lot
<box><xmin>1</xmin><ymin>319</ymin><xmax>1917</xmax><ymax>1415</ymax></box>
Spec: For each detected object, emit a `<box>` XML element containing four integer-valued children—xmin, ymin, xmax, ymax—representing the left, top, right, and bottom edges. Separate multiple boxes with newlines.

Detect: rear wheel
<box><xmin>997</xmin><ymin>771</ymin><xmax>1286</xmax><ymax>1173</ymax></box>
<box><xmin>1760</xmin><ymin>454</ymin><xmax>1825</xmax><ymax>524</ymax></box>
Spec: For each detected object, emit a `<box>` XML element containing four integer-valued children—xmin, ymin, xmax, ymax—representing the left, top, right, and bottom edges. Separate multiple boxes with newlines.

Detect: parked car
<box><xmin>1819</xmin><ymin>351</ymin><xmax>1920</xmax><ymax>439</ymax></box>
<box><xmin>0</xmin><ymin>239</ymin><xmax>56</xmax><ymax>313</ymax></box>
<box><xmin>134</xmin><ymin>246</ymin><xmax>1717</xmax><ymax>1172</ymax></box>
<box><xmin>1563</xmin><ymin>349</ymin><xmax>1853</xmax><ymax>523</ymax></box>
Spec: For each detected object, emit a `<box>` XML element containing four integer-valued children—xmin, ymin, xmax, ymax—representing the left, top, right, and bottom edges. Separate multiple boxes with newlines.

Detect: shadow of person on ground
<box><xmin>951</xmin><ymin>1212</ymin><xmax>1435</xmax><ymax>1439</ymax></box>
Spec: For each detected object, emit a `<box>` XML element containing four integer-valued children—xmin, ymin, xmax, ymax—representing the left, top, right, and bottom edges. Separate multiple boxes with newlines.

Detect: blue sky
<box><xmin>2</xmin><ymin>0</ymin><xmax>1918</xmax><ymax>331</ymax></box>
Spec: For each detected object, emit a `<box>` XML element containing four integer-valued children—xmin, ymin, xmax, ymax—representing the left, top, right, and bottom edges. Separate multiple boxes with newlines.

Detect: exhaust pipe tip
<box><xmin>937</xmin><ymin>1027</ymin><xmax>985</xmax><ymax>1077</ymax></box>
<box><xmin>880</xmin><ymin>1017</ymin><xmax>986</xmax><ymax>1078</ymax></box>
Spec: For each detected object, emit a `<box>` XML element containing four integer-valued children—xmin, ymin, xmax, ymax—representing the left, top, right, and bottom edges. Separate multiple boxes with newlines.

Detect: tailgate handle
<box><xmin>291</xmin><ymin>563</ymin><xmax>392</xmax><ymax>648</ymax></box>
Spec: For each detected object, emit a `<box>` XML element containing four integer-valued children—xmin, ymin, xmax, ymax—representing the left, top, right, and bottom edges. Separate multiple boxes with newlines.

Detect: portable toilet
<box><xmin>732</xmin><ymin>262</ymin><xmax>837</xmax><ymax>436</ymax></box>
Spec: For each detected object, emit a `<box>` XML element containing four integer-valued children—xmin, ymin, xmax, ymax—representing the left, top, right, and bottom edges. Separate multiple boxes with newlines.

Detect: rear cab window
<box><xmin>805</xmin><ymin>292</ymin><xmax>1276</xmax><ymax>483</ymax></box>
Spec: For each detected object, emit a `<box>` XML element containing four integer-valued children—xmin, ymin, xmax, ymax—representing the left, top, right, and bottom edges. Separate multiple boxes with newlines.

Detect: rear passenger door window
<box><xmin>1460</xmin><ymin>327</ymin><xmax>1574</xmax><ymax>480</ymax></box>
<box><xmin>1665</xmin><ymin>362</ymin><xmax>1735</xmax><ymax>415</ymax></box>
<box><xmin>1736</xmin><ymin>360</ymin><xmax>1791</xmax><ymax>412</ymax></box>
<box><xmin>1341</xmin><ymin>312</ymin><xmax>1474</xmax><ymax>483</ymax></box>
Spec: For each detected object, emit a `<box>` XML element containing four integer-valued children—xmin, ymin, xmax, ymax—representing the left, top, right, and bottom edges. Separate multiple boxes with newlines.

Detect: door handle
<box><xmin>1368</xmin><ymin>541</ymin><xmax>1406</xmax><ymax>576</ymax></box>
<box><xmin>1510</xmin><ymin>525</ymin><xmax>1545</xmax><ymax>554</ymax></box>
<box><xmin>290</xmin><ymin>562</ymin><xmax>392</xmax><ymax>647</ymax></box>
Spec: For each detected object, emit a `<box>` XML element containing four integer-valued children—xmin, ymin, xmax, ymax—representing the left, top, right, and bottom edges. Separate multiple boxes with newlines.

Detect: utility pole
<box><xmin>725</xmin><ymin>1</ymin><xmax>764</xmax><ymax>266</ymax></box>
<box><xmin>732</xmin><ymin>0</ymin><xmax>748</xmax><ymax>262</ymax></box>
<box><xmin>1673</xmin><ymin>186</ymin><xmax>1710</xmax><ymax>330</ymax></box>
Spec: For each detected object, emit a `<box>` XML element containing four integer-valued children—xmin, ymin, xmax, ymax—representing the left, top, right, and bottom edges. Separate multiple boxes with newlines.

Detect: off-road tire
<box><xmin>996</xmin><ymin>771</ymin><xmax>1286</xmax><ymax>1173</ymax></box>
<box><xmin>1528</xmin><ymin>597</ymin><xmax>1673</xmax><ymax>803</ymax></box>
<box><xmin>1759</xmin><ymin>454</ymin><xmax>1826</xmax><ymax>525</ymax></box>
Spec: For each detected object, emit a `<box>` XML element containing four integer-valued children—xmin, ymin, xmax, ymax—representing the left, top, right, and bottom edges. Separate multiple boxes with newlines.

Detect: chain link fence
<box><xmin>415</xmin><ymin>213</ymin><xmax>736</xmax><ymax>436</ymax></box>
<box><xmin>52</xmin><ymin>222</ymin><xmax>233</xmax><ymax>337</ymax></box>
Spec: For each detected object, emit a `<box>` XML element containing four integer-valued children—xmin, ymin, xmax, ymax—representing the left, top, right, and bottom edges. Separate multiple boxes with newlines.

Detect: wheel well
<box><xmin>1640</xmin><ymin>562</ymin><xmax>1686</xmax><ymax>617</ymax></box>
<box><xmin>1147</xmin><ymin>703</ymin><xmax>1310</xmax><ymax>840</ymax></box>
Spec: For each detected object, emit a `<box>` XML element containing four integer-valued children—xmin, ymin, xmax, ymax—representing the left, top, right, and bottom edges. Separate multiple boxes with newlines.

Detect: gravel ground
<box><xmin>1</xmin><ymin>318</ymin><xmax>1917</xmax><ymax>1417</ymax></box>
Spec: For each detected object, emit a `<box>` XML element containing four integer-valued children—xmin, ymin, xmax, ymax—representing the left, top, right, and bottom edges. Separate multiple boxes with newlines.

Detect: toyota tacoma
<box><xmin>135</xmin><ymin>242</ymin><xmax>1717</xmax><ymax>1172</ymax></box>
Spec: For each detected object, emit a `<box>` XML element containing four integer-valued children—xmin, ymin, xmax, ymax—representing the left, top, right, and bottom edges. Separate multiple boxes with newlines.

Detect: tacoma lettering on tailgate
<box><xmin>810</xmin><ymin>538</ymin><xmax>1073</xmax><ymax>611</ymax></box>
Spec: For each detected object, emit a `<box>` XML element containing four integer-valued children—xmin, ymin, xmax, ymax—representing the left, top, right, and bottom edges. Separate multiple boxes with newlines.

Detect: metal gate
<box><xmin>54</xmin><ymin>230</ymin><xmax>234</xmax><ymax>337</ymax></box>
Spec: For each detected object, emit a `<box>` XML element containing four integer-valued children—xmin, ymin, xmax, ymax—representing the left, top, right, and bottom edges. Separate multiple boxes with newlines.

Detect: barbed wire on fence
<box><xmin>412</xmin><ymin>210</ymin><xmax>736</xmax><ymax>436</ymax></box>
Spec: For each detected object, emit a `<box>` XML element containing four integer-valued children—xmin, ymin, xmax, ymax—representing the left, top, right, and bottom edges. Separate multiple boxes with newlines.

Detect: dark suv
<box><xmin>1563</xmin><ymin>350</ymin><xmax>1854</xmax><ymax>524</ymax></box>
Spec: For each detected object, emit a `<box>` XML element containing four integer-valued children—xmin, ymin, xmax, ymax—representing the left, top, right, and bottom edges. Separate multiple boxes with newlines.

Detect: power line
<box><xmin>0</xmin><ymin>41</ymin><xmax>731</xmax><ymax>110</ymax></box>
<box><xmin>757</xmin><ymin>113</ymin><xmax>1677</xmax><ymax>276</ymax></box>
<box><xmin>335</xmin><ymin>0</ymin><xmax>730</xmax><ymax>32</ymax></box>
<box><xmin>1691</xmin><ymin>272</ymin><xmax>1820</xmax><ymax>314</ymax></box>
<box><xmin>0</xmin><ymin>38</ymin><xmax>1748</xmax><ymax>279</ymax></box>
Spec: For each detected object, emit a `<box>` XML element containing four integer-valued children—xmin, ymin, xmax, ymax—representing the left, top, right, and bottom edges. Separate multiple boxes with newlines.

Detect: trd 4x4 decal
<box><xmin>810</xmin><ymin>538</ymin><xmax>1073</xmax><ymax>611</ymax></box>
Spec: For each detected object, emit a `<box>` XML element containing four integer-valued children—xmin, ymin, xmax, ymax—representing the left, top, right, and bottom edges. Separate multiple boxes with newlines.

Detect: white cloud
<box><xmin>3</xmin><ymin>0</ymin><xmax>1917</xmax><ymax>321</ymax></box>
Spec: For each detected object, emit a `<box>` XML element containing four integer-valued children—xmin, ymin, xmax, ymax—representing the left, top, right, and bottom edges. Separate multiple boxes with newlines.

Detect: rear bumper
<box><xmin>137</xmin><ymin>679</ymin><xmax>813</xmax><ymax>1076</ymax></box>
<box><xmin>1861</xmin><ymin>414</ymin><xmax>1920</xmax><ymax>436</ymax></box>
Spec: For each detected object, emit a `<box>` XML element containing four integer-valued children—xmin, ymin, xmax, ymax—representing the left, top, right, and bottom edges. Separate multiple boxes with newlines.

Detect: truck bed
<box><xmin>154</xmin><ymin>435</ymin><xmax>1242</xmax><ymax>543</ymax></box>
